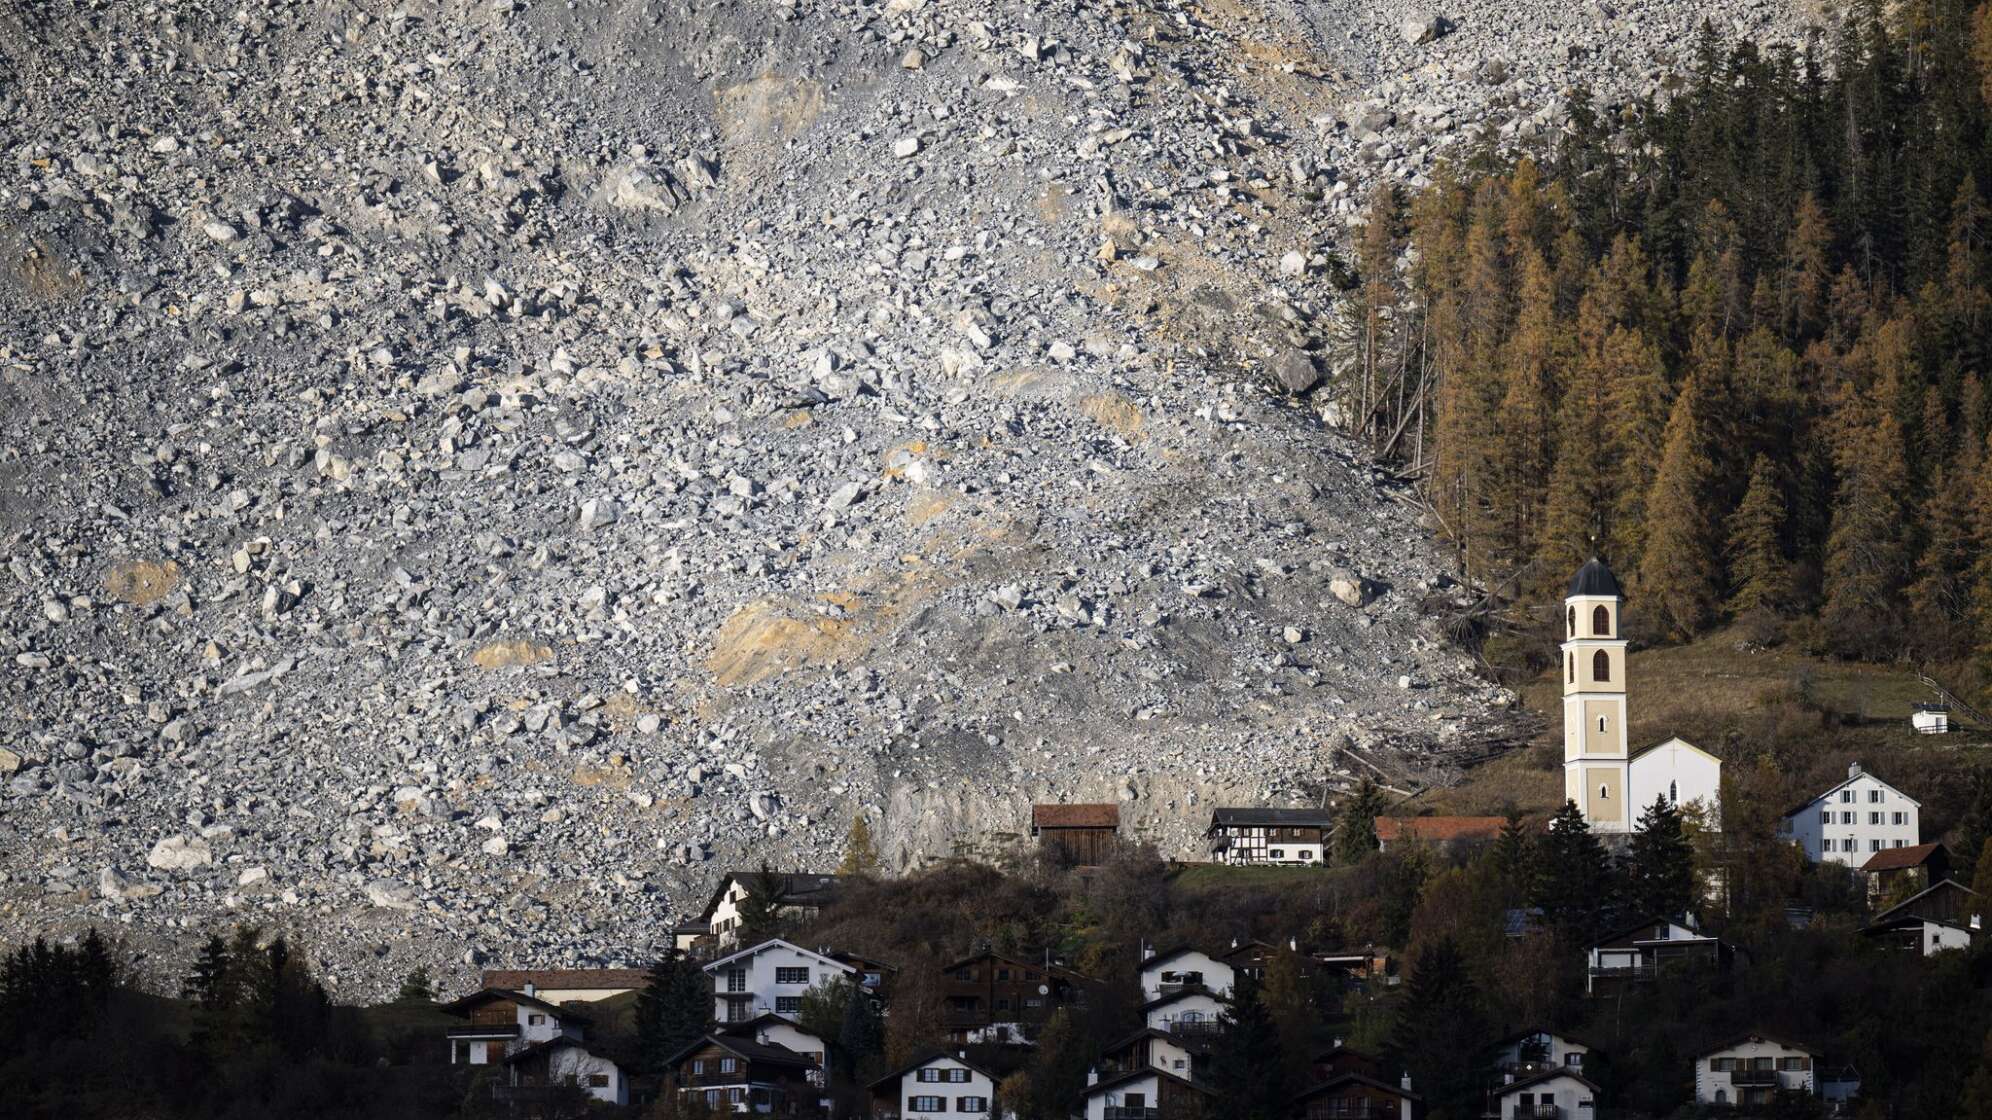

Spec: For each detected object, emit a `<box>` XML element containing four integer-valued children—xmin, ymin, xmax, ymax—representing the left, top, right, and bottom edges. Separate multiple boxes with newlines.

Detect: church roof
<box><xmin>1567</xmin><ymin>557</ymin><xmax>1623</xmax><ymax>599</ymax></box>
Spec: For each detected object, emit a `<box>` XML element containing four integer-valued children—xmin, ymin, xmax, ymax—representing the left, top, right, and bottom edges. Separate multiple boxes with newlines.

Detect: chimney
<box><xmin>1288</xmin><ymin>938</ymin><xmax>1298</xmax><ymax>952</ymax></box>
<box><xmin>1849</xmin><ymin>761</ymin><xmax>1863</xmax><ymax>779</ymax></box>
<box><xmin>1087</xmin><ymin>1067</ymin><xmax>1100</xmax><ymax>1087</ymax></box>
<box><xmin>1973</xmin><ymin>914</ymin><xmax>1983</xmax><ymax>931</ymax></box>
<box><xmin>1141</xmin><ymin>941</ymin><xmax>1154</xmax><ymax>961</ymax></box>
<box><xmin>1229</xmin><ymin>938</ymin><xmax>1238</xmax><ymax>949</ymax></box>
<box><xmin>524</xmin><ymin>981</ymin><xmax>537</xmax><ymax>997</ymax></box>
<box><xmin>1400</xmin><ymin>1074</ymin><xmax>1413</xmax><ymax>1092</ymax></box>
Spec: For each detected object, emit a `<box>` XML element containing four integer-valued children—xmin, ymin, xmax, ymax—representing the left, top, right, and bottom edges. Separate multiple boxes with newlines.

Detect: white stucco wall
<box><xmin>1144</xmin><ymin>991</ymin><xmax>1225</xmax><ymax>1031</ymax></box>
<box><xmin>1696</xmin><ymin>1039</ymin><xmax>1815</xmax><ymax>1104</ymax></box>
<box><xmin>894</xmin><ymin>1057</ymin><xmax>995</xmax><ymax>1119</ymax></box>
<box><xmin>1630</xmin><ymin>738</ymin><xmax>1722</xmax><ymax>829</ymax></box>
<box><xmin>1138</xmin><ymin>951</ymin><xmax>1234</xmax><ymax>1001</ymax></box>
<box><xmin>1780</xmin><ymin>771</ymin><xmax>1919</xmax><ymax>866</ymax></box>
<box><xmin>706</xmin><ymin>940</ymin><xmax>855</xmax><ymax>1023</ymax></box>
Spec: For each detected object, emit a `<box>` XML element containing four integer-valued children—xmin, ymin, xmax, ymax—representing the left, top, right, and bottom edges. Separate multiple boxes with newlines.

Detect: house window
<box><xmin>1822</xmin><ymin>839</ymin><xmax>1835</xmax><ymax>852</ymax></box>
<box><xmin>1300</xmin><ymin>850</ymin><xmax>1314</xmax><ymax>861</ymax></box>
<box><xmin>958</xmin><ymin>1097</ymin><xmax>988</xmax><ymax>1112</ymax></box>
<box><xmin>692</xmin><ymin>1059</ymin><xmax>706</xmax><ymax>1074</ymax></box>
<box><xmin>1819</xmin><ymin>810</ymin><xmax>1831</xmax><ymax>827</ymax></box>
<box><xmin>918</xmin><ymin>1070</ymin><xmax>942</xmax><ymax>1083</ymax></box>
<box><xmin>1779</xmin><ymin>1057</ymin><xmax>1808</xmax><ymax>1071</ymax></box>
<box><xmin>948</xmin><ymin>1070</ymin><xmax>971</xmax><ymax>1083</ymax></box>
<box><xmin>726</xmin><ymin>969</ymin><xmax>746</xmax><ymax>992</ymax></box>
<box><xmin>954</xmin><ymin>968</ymin><xmax>975</xmax><ymax>981</ymax></box>
<box><xmin>1840</xmin><ymin>790</ymin><xmax>1853</xmax><ymax>803</ymax></box>
<box><xmin>911</xmin><ymin>1096</ymin><xmax>946</xmax><ymax>1112</ymax></box>
<box><xmin>1869</xmin><ymin>812</ymin><xmax>1882</xmax><ymax>826</ymax></box>
<box><xmin>1593</xmin><ymin>605</ymin><xmax>1610</xmax><ymax>636</ymax></box>
<box><xmin>1871</xmin><ymin>840</ymin><xmax>1883</xmax><ymax>852</ymax></box>
<box><xmin>527</xmin><ymin>1014</ymin><xmax>545</xmax><ymax>1025</ymax></box>
<box><xmin>777</xmin><ymin>997</ymin><xmax>803</xmax><ymax>1014</ymax></box>
<box><xmin>1894</xmin><ymin>839</ymin><xmax>1906</xmax><ymax>847</ymax></box>
<box><xmin>996</xmin><ymin>968</ymin><xmax>1010</xmax><ymax>981</ymax></box>
<box><xmin>995</xmin><ymin>998</ymin><xmax>1011</xmax><ymax>1011</ymax></box>
<box><xmin>1593</xmin><ymin>650</ymin><xmax>1610</xmax><ymax>682</ymax></box>
<box><xmin>1869</xmin><ymin>789</ymin><xmax>1883</xmax><ymax>803</ymax></box>
<box><xmin>719</xmin><ymin>1058</ymin><xmax>737</xmax><ymax>1074</ymax></box>
<box><xmin>586</xmin><ymin>1074</ymin><xmax>610</xmax><ymax>1088</ymax></box>
<box><xmin>1270</xmin><ymin>849</ymin><xmax>1285</xmax><ymax>859</ymax></box>
<box><xmin>1893</xmin><ymin>812</ymin><xmax>1907</xmax><ymax>826</ymax></box>
<box><xmin>1568</xmin><ymin>1053</ymin><xmax>1584</xmax><ymax>1068</ymax></box>
<box><xmin>775</xmin><ymin>967</ymin><xmax>810</xmax><ymax>985</ymax></box>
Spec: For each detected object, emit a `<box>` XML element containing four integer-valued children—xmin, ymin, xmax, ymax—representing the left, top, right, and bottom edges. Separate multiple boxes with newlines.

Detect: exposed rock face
<box><xmin>0</xmin><ymin>0</ymin><xmax>1813</xmax><ymax>995</ymax></box>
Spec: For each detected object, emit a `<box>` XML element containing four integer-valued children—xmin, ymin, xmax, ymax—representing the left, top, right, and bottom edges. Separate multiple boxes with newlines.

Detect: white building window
<box><xmin>775</xmin><ymin>967</ymin><xmax>810</xmax><ymax>985</ymax></box>
<box><xmin>1870</xmin><ymin>813</ymin><xmax>1882</xmax><ymax>825</ymax></box>
<box><xmin>1819</xmin><ymin>810</ymin><xmax>1831</xmax><ymax>827</ymax></box>
<box><xmin>958</xmin><ymin>1097</ymin><xmax>988</xmax><ymax>1112</ymax></box>
<box><xmin>1869</xmin><ymin>790</ymin><xmax>1883</xmax><ymax>803</ymax></box>
<box><xmin>1871</xmin><ymin>840</ymin><xmax>1883</xmax><ymax>852</ymax></box>
<box><xmin>1893</xmin><ymin>812</ymin><xmax>1907</xmax><ymax>826</ymax></box>
<box><xmin>1840</xmin><ymin>791</ymin><xmax>1853</xmax><ymax>803</ymax></box>
<box><xmin>1822</xmin><ymin>839</ymin><xmax>1835</xmax><ymax>853</ymax></box>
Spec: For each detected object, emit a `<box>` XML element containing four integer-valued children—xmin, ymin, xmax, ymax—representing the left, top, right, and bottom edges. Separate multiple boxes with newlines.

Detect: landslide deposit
<box><xmin>0</xmin><ymin>0</ymin><xmax>1813</xmax><ymax>992</ymax></box>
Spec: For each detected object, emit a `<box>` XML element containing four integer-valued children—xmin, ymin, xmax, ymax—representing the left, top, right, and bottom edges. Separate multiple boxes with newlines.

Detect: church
<box><xmin>1561</xmin><ymin>558</ymin><xmax>1722</xmax><ymax>833</ymax></box>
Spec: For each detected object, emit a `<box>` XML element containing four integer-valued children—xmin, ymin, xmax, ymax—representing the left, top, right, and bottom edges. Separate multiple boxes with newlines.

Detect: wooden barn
<box><xmin>1031</xmin><ymin>803</ymin><xmax>1120</xmax><ymax>866</ymax></box>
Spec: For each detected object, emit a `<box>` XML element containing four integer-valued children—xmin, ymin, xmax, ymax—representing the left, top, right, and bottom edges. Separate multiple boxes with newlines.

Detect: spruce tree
<box><xmin>1603</xmin><ymin>327</ymin><xmax>1672</xmax><ymax>579</ymax></box>
<box><xmin>1822</xmin><ymin>385</ymin><xmax>1912</xmax><ymax>656</ymax></box>
<box><xmin>1530</xmin><ymin>802</ymin><xmax>1612</xmax><ymax>941</ymax></box>
<box><xmin>1726</xmin><ymin>454</ymin><xmax>1793</xmax><ymax>617</ymax></box>
<box><xmin>636</xmin><ymin>948</ymin><xmax>712</xmax><ymax>1074</ymax></box>
<box><xmin>1388</xmin><ymin>937</ymin><xmax>1489</xmax><ymax>1119</ymax></box>
<box><xmin>1335</xmin><ymin>780</ymin><xmax>1387</xmax><ymax>865</ymax></box>
<box><xmin>1494</xmin><ymin>811</ymin><xmax>1534</xmax><ymax>891</ymax></box>
<box><xmin>736</xmin><ymin>864</ymin><xmax>788</xmax><ymax>944</ymax></box>
<box><xmin>1625</xmin><ymin>795</ymin><xmax>1697</xmax><ymax>920</ymax></box>
<box><xmin>1207</xmin><ymin>976</ymin><xmax>1290</xmax><ymax>1120</ymax></box>
<box><xmin>1641</xmin><ymin>368</ymin><xmax>1723</xmax><ymax>637</ymax></box>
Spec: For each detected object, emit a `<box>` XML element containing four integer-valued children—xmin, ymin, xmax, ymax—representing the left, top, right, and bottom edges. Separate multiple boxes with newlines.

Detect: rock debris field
<box><xmin>0</xmin><ymin>0</ymin><xmax>1812</xmax><ymax>994</ymax></box>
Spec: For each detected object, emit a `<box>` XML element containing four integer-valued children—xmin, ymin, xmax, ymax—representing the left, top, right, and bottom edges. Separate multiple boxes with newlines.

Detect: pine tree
<box><xmin>1387</xmin><ymin>937</ymin><xmax>1489</xmax><ymax>1119</ymax></box>
<box><xmin>1335</xmin><ymin>780</ymin><xmax>1387</xmax><ymax>865</ymax></box>
<box><xmin>1259</xmin><ymin>948</ymin><xmax>1316</xmax><ymax>1085</ymax></box>
<box><xmin>1490</xmin><ymin>249</ymin><xmax>1565</xmax><ymax>572</ymax></box>
<box><xmin>1624</xmin><ymin>795</ymin><xmax>1697</xmax><ymax>919</ymax></box>
<box><xmin>736</xmin><ymin>864</ymin><xmax>788</xmax><ymax>944</ymax></box>
<box><xmin>838</xmin><ymin>815</ymin><xmax>881</xmax><ymax>877</ymax></box>
<box><xmin>1640</xmin><ymin>368</ymin><xmax>1723</xmax><ymax>637</ymax></box>
<box><xmin>1602</xmin><ymin>327</ymin><xmax>1672</xmax><ymax>577</ymax></box>
<box><xmin>1531</xmin><ymin>802</ymin><xmax>1612</xmax><ymax>940</ymax></box>
<box><xmin>637</xmin><ymin>948</ymin><xmax>712</xmax><ymax>1075</ymax></box>
<box><xmin>1910</xmin><ymin>449</ymin><xmax>1980</xmax><ymax>659</ymax></box>
<box><xmin>1494</xmin><ymin>811</ymin><xmax>1534</xmax><ymax>890</ymax></box>
<box><xmin>1784</xmin><ymin>192</ymin><xmax>1834</xmax><ymax>340</ymax></box>
<box><xmin>1207</xmin><ymin>976</ymin><xmax>1290</xmax><ymax>1120</ymax></box>
<box><xmin>1726</xmin><ymin>454</ymin><xmax>1793</xmax><ymax>617</ymax></box>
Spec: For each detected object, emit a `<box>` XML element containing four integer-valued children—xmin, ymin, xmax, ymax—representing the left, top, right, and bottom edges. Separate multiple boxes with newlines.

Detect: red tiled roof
<box><xmin>1033</xmin><ymin>803</ymin><xmax>1120</xmax><ymax>829</ymax></box>
<box><xmin>480</xmin><ymin>968</ymin><xmax>650</xmax><ymax>991</ymax></box>
<box><xmin>1860</xmin><ymin>842</ymin><xmax>1944</xmax><ymax>873</ymax></box>
<box><xmin>1374</xmin><ymin>816</ymin><xmax>1506</xmax><ymax>843</ymax></box>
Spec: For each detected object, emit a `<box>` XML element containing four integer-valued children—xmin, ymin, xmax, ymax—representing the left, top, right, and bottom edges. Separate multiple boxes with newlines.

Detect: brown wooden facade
<box><xmin>1032</xmin><ymin>804</ymin><xmax>1120</xmax><ymax>866</ymax></box>
<box><xmin>937</xmin><ymin>951</ymin><xmax>1096</xmax><ymax>1043</ymax></box>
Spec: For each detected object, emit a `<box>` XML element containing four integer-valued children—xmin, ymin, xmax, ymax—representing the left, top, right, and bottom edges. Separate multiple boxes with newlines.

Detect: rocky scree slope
<box><xmin>0</xmin><ymin>0</ymin><xmax>1810</xmax><ymax>993</ymax></box>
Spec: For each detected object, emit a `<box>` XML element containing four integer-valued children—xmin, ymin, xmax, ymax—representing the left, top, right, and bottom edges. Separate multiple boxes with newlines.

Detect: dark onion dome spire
<box><xmin>1567</xmin><ymin>556</ymin><xmax>1623</xmax><ymax>598</ymax></box>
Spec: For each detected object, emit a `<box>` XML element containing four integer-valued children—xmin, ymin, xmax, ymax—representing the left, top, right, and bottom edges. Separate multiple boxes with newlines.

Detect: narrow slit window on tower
<box><xmin>1567</xmin><ymin>606</ymin><xmax>1576</xmax><ymax>637</ymax></box>
<box><xmin>1568</xmin><ymin>654</ymin><xmax>1574</xmax><ymax>683</ymax></box>
<box><xmin>1593</xmin><ymin>650</ymin><xmax>1610</xmax><ymax>682</ymax></box>
<box><xmin>1599</xmin><ymin>784</ymin><xmax>1609</xmax><ymax>800</ymax></box>
<box><xmin>1592</xmin><ymin>604</ymin><xmax>1610</xmax><ymax>637</ymax></box>
<box><xmin>1598</xmin><ymin>716</ymin><xmax>1607</xmax><ymax>733</ymax></box>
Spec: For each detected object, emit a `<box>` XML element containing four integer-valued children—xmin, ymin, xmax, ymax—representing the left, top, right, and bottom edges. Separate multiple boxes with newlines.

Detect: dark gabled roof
<box><xmin>1861</xmin><ymin>842</ymin><xmax>1947</xmax><ymax>873</ymax></box>
<box><xmin>1586</xmin><ymin>915</ymin><xmax>1721</xmax><ymax>951</ymax></box>
<box><xmin>1567</xmin><ymin>557</ymin><xmax>1622</xmax><ymax>598</ymax></box>
<box><xmin>662</xmin><ymin>1032</ymin><xmax>815</xmax><ymax>1072</ymax></box>
<box><xmin>867</xmin><ymin>1051</ymin><xmax>1002</xmax><ymax>1090</ymax></box>
<box><xmin>439</xmin><ymin>988</ymin><xmax>593</xmax><ymax>1024</ymax></box>
<box><xmin>1290</xmin><ymin>1072</ymin><xmax>1423</xmax><ymax>1104</ymax></box>
<box><xmin>1139</xmin><ymin>985</ymin><xmax>1224</xmax><ymax>1013</ymax></box>
<box><xmin>1101</xmin><ymin>1026</ymin><xmax>1183</xmax><ymax>1054</ymax></box>
<box><xmin>702</xmin><ymin>937</ymin><xmax>860</xmax><ymax>977</ymax></box>
<box><xmin>503</xmin><ymin>1036</ymin><xmax>623</xmax><ymax>1068</ymax></box>
<box><xmin>480</xmin><ymin>968</ymin><xmax>649</xmax><ymax>991</ymax></box>
<box><xmin>1137</xmin><ymin>946</ymin><xmax>1223</xmax><ymax>973</ymax></box>
<box><xmin>1495</xmin><ymin>1068</ymin><xmax>1601</xmax><ymax>1096</ymax></box>
<box><xmin>1032</xmin><ymin>803</ymin><xmax>1121</xmax><ymax>829</ymax></box>
<box><xmin>1081</xmin><ymin>1066</ymin><xmax>1218</xmax><ymax>1100</ymax></box>
<box><xmin>1858</xmin><ymin>913</ymin><xmax>1979</xmax><ymax>936</ymax></box>
<box><xmin>1697</xmin><ymin>1032</ymin><xmax>1819</xmax><ymax>1059</ymax></box>
<box><xmin>1485</xmin><ymin>1027</ymin><xmax>1601</xmax><ymax>1054</ymax></box>
<box><xmin>696</xmin><ymin>870</ymin><xmax>843</xmax><ymax>922</ymax></box>
<box><xmin>1871</xmin><ymin>878</ymin><xmax>1981</xmax><ymax>926</ymax></box>
<box><xmin>1207</xmin><ymin>807</ymin><xmax>1335</xmax><ymax>828</ymax></box>
<box><xmin>717</xmin><ymin>1012</ymin><xmax>824</xmax><ymax>1040</ymax></box>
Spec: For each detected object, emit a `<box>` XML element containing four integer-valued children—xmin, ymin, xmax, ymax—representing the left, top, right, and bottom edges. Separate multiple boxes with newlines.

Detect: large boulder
<box><xmin>1272</xmin><ymin>349</ymin><xmax>1321</xmax><ymax>394</ymax></box>
<box><xmin>1401</xmin><ymin>13</ymin><xmax>1444</xmax><ymax>44</ymax></box>
<box><xmin>145</xmin><ymin>834</ymin><xmax>213</xmax><ymax>871</ymax></box>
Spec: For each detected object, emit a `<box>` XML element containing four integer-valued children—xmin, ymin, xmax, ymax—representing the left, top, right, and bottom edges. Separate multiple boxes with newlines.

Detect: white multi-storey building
<box><xmin>1779</xmin><ymin>762</ymin><xmax>1920</xmax><ymax>866</ymax></box>
<box><xmin>1695</xmin><ymin>1034</ymin><xmax>1817</xmax><ymax>1109</ymax></box>
<box><xmin>703</xmin><ymin>939</ymin><xmax>857</xmax><ymax>1024</ymax></box>
<box><xmin>1135</xmin><ymin>947</ymin><xmax>1235</xmax><ymax>1002</ymax></box>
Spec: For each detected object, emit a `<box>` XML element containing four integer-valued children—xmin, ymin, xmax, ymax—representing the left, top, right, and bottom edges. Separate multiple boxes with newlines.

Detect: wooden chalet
<box><xmin>1081</xmin><ymin>1066</ymin><xmax>1218</xmax><ymax>1120</ymax></box>
<box><xmin>1584</xmin><ymin>916</ymin><xmax>1734</xmax><ymax>995</ymax></box>
<box><xmin>1287</xmin><ymin>1072</ymin><xmax>1419</xmax><ymax>1120</ymax></box>
<box><xmin>1870</xmin><ymin>876</ymin><xmax>1981</xmax><ymax>927</ymax></box>
<box><xmin>664</xmin><ymin>1032</ymin><xmax>824</xmax><ymax>1117</ymax></box>
<box><xmin>1207</xmin><ymin>807</ymin><xmax>1334</xmax><ymax>865</ymax></box>
<box><xmin>1860</xmin><ymin>843</ymin><xmax>1951</xmax><ymax>906</ymax></box>
<box><xmin>1032</xmin><ymin>803</ymin><xmax>1121</xmax><ymax>865</ymax></box>
<box><xmin>938</xmin><ymin>950</ymin><xmax>1097</xmax><ymax>1044</ymax></box>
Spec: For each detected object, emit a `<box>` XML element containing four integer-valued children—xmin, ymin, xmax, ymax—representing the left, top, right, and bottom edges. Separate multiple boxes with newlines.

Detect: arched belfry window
<box><xmin>1567</xmin><ymin>606</ymin><xmax>1576</xmax><ymax>637</ymax></box>
<box><xmin>1593</xmin><ymin>650</ymin><xmax>1610</xmax><ymax>682</ymax></box>
<box><xmin>1592</xmin><ymin>604</ymin><xmax>1610</xmax><ymax>637</ymax></box>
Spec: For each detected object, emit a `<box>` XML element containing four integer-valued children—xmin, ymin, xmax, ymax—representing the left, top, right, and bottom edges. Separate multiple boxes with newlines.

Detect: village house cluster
<box><xmin>439</xmin><ymin>563</ymin><xmax>1982</xmax><ymax>1115</ymax></box>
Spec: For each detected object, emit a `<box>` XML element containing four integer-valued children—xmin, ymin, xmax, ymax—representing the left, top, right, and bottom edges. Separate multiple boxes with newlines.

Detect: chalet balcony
<box><xmin>1303</xmin><ymin>1104</ymin><xmax>1399</xmax><ymax>1120</ymax></box>
<box><xmin>1728</xmin><ymin>1070</ymin><xmax>1780</xmax><ymax>1086</ymax></box>
<box><xmin>1103</xmin><ymin>1108</ymin><xmax>1161</xmax><ymax>1120</ymax></box>
<box><xmin>448</xmin><ymin>1024</ymin><xmax>519</xmax><ymax>1039</ymax></box>
<box><xmin>941</xmin><ymin>1007</ymin><xmax>988</xmax><ymax>1029</ymax></box>
<box><xmin>1511</xmin><ymin>1105</ymin><xmax>1562</xmax><ymax>1120</ymax></box>
<box><xmin>1586</xmin><ymin>964</ymin><xmax>1656</xmax><ymax>981</ymax></box>
<box><xmin>1164</xmin><ymin>1021</ymin><xmax>1226</xmax><ymax>1038</ymax></box>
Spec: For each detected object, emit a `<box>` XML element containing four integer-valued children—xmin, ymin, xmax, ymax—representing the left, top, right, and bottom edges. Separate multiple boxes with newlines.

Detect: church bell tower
<box><xmin>1563</xmin><ymin>557</ymin><xmax>1630</xmax><ymax>832</ymax></box>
